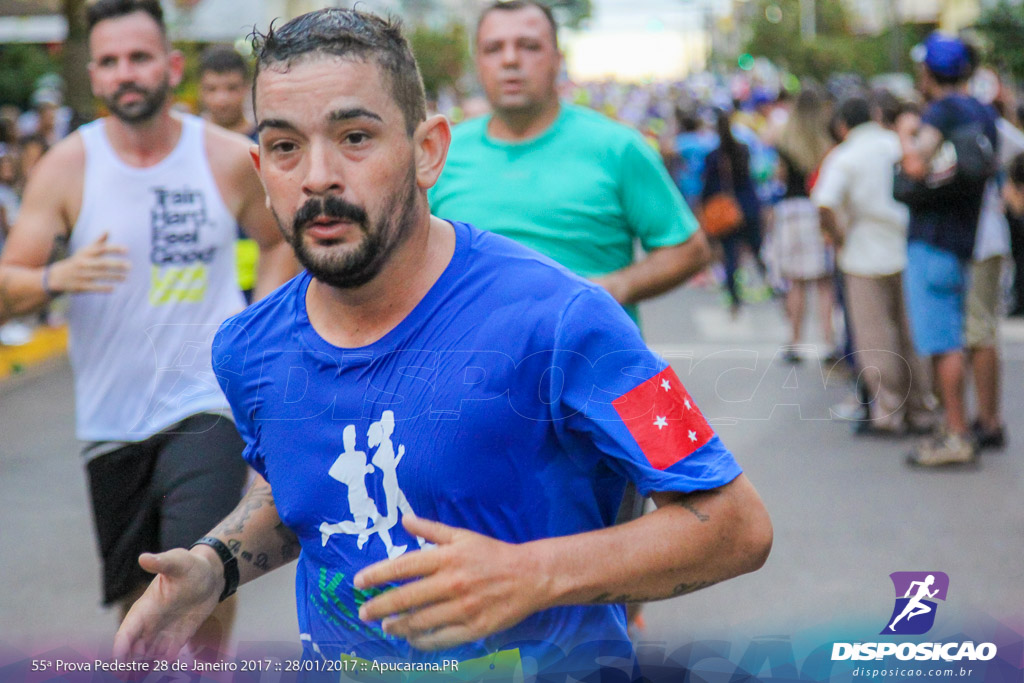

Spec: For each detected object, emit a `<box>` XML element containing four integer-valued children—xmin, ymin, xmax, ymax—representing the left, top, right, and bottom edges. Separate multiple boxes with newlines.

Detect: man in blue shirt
<box><xmin>114</xmin><ymin>8</ymin><xmax>772</xmax><ymax>677</ymax></box>
<box><xmin>898</xmin><ymin>33</ymin><xmax>998</xmax><ymax>468</ymax></box>
<box><xmin>674</xmin><ymin>108</ymin><xmax>718</xmax><ymax>210</ymax></box>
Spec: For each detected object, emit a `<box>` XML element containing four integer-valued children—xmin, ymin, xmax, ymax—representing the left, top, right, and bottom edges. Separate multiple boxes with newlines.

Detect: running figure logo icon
<box><xmin>882</xmin><ymin>572</ymin><xmax>949</xmax><ymax>635</ymax></box>
<box><xmin>318</xmin><ymin>411</ymin><xmax>428</xmax><ymax>559</ymax></box>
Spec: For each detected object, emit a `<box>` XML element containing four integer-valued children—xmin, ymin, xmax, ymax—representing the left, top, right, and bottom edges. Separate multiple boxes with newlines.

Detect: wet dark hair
<box><xmin>838</xmin><ymin>96</ymin><xmax>872</xmax><ymax>131</ymax></box>
<box><xmin>476</xmin><ymin>0</ymin><xmax>559</xmax><ymax>50</ymax></box>
<box><xmin>200</xmin><ymin>45</ymin><xmax>250</xmax><ymax>79</ymax></box>
<box><xmin>86</xmin><ymin>0</ymin><xmax>165</xmax><ymax>36</ymax></box>
<box><xmin>250</xmin><ymin>8</ymin><xmax>426</xmax><ymax>136</ymax></box>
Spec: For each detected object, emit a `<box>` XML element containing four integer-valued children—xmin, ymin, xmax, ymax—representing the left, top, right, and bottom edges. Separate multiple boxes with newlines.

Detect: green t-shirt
<box><xmin>429</xmin><ymin>103</ymin><xmax>697</xmax><ymax>323</ymax></box>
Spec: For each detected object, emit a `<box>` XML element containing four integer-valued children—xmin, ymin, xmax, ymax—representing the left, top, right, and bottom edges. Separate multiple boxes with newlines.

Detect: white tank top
<box><xmin>69</xmin><ymin>114</ymin><xmax>245</xmax><ymax>442</ymax></box>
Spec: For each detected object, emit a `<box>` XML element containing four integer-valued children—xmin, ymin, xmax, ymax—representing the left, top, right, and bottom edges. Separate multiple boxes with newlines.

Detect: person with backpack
<box><xmin>896</xmin><ymin>32</ymin><xmax>999</xmax><ymax>467</ymax></box>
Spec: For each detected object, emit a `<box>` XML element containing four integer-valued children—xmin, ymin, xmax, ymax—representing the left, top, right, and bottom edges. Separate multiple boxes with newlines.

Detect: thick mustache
<box><xmin>293</xmin><ymin>195</ymin><xmax>368</xmax><ymax>233</ymax></box>
<box><xmin>113</xmin><ymin>84</ymin><xmax>149</xmax><ymax>99</ymax></box>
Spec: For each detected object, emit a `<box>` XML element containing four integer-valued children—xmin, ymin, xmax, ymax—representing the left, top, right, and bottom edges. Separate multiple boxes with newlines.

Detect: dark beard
<box><xmin>285</xmin><ymin>171</ymin><xmax>418</xmax><ymax>289</ymax></box>
<box><xmin>102</xmin><ymin>77</ymin><xmax>170</xmax><ymax>124</ymax></box>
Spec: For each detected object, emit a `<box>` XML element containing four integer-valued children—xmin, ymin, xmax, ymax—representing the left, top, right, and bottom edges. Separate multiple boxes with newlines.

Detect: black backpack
<box><xmin>893</xmin><ymin>121</ymin><xmax>997</xmax><ymax>209</ymax></box>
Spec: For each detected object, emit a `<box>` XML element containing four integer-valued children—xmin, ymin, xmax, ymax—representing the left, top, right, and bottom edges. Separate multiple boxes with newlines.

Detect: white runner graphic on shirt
<box><xmin>319</xmin><ymin>410</ymin><xmax>426</xmax><ymax>559</ymax></box>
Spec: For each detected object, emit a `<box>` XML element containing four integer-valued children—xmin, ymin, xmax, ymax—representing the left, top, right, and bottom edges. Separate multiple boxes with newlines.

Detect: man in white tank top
<box><xmin>0</xmin><ymin>0</ymin><xmax>297</xmax><ymax>652</ymax></box>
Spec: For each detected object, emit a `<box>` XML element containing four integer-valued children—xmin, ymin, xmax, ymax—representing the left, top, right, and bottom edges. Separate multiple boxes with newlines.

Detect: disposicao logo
<box><xmin>831</xmin><ymin>572</ymin><xmax>998</xmax><ymax>663</ymax></box>
<box><xmin>882</xmin><ymin>571</ymin><xmax>948</xmax><ymax>635</ymax></box>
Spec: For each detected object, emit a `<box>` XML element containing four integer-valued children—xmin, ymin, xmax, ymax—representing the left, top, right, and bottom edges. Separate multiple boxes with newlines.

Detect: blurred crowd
<box><xmin>569</xmin><ymin>68</ymin><xmax>1024</xmax><ymax>325</ymax></box>
<box><xmin>0</xmin><ymin>79</ymin><xmax>77</xmax><ymax>345</ymax></box>
<box><xmin>435</xmin><ymin>35</ymin><xmax>1022</xmax><ymax>463</ymax></box>
<box><xmin>454</xmin><ymin>61</ymin><xmax>1024</xmax><ymax>323</ymax></box>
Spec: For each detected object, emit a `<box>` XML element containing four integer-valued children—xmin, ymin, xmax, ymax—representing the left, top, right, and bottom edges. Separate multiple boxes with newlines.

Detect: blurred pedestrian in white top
<box><xmin>813</xmin><ymin>95</ymin><xmax>936</xmax><ymax>435</ymax></box>
<box><xmin>774</xmin><ymin>87</ymin><xmax>835</xmax><ymax>363</ymax></box>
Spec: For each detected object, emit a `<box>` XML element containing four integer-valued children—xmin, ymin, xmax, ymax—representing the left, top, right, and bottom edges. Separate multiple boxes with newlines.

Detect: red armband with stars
<box><xmin>611</xmin><ymin>366</ymin><xmax>714</xmax><ymax>470</ymax></box>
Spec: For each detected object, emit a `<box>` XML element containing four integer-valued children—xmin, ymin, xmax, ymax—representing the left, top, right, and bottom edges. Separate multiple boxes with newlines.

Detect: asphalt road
<box><xmin>1</xmin><ymin>284</ymin><xmax>1021</xmax><ymax>672</ymax></box>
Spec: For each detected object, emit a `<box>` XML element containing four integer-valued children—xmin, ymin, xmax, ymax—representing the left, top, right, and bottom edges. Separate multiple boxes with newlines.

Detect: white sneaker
<box><xmin>906</xmin><ymin>431</ymin><xmax>979</xmax><ymax>469</ymax></box>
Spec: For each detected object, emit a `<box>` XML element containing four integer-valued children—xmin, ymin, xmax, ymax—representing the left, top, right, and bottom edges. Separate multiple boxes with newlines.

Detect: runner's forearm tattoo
<box><xmin>583</xmin><ymin>497</ymin><xmax>715</xmax><ymax>604</ymax></box>
<box><xmin>227</xmin><ymin>540</ymin><xmax>271</xmax><ymax>573</ymax></box>
<box><xmin>667</xmin><ymin>579</ymin><xmax>719</xmax><ymax>597</ymax></box>
<box><xmin>662</xmin><ymin>495</ymin><xmax>710</xmax><ymax>522</ymax></box>
<box><xmin>208</xmin><ymin>482</ymin><xmax>298</xmax><ymax>574</ymax></box>
<box><xmin>678</xmin><ymin>499</ymin><xmax>710</xmax><ymax>523</ymax></box>
<box><xmin>590</xmin><ymin>580</ymin><xmax>719</xmax><ymax>604</ymax></box>
<box><xmin>212</xmin><ymin>482</ymin><xmax>276</xmax><ymax>536</ymax></box>
<box><xmin>276</xmin><ymin>521</ymin><xmax>301</xmax><ymax>562</ymax></box>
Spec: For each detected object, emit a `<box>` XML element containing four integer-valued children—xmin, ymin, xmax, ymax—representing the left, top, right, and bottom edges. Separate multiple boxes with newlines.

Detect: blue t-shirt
<box><xmin>908</xmin><ymin>94</ymin><xmax>999</xmax><ymax>260</ymax></box>
<box><xmin>213</xmin><ymin>222</ymin><xmax>741</xmax><ymax>674</ymax></box>
<box><xmin>674</xmin><ymin>130</ymin><xmax>718</xmax><ymax>205</ymax></box>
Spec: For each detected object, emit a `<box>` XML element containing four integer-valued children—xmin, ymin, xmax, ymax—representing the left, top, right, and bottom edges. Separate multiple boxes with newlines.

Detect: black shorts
<box><xmin>85</xmin><ymin>412</ymin><xmax>248</xmax><ymax>605</ymax></box>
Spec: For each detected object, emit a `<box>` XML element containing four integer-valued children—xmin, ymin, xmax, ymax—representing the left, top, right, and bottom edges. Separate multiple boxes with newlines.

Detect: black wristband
<box><xmin>190</xmin><ymin>536</ymin><xmax>239</xmax><ymax>602</ymax></box>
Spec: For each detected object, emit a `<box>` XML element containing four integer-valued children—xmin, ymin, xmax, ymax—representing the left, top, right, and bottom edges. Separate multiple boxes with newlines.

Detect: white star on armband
<box><xmin>661</xmin><ymin>379</ymin><xmax>671</xmax><ymax>391</ymax></box>
<box><xmin>688</xmin><ymin>430</ymin><xmax>698</xmax><ymax>442</ymax></box>
<box><xmin>684</xmin><ymin>398</ymin><xmax>692</xmax><ymax>411</ymax></box>
<box><xmin>653</xmin><ymin>416</ymin><xmax>668</xmax><ymax>430</ymax></box>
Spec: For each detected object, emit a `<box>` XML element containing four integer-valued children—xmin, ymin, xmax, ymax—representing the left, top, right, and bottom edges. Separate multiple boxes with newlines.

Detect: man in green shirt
<box><xmin>430</xmin><ymin>1</ymin><xmax>711</xmax><ymax>633</ymax></box>
<box><xmin>429</xmin><ymin>0</ymin><xmax>709</xmax><ymax>325</ymax></box>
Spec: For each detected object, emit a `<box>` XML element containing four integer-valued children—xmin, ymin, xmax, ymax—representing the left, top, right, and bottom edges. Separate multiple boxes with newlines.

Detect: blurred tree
<box><xmin>0</xmin><ymin>44</ymin><xmax>60</xmax><ymax>108</ymax></box>
<box><xmin>175</xmin><ymin>42</ymin><xmax>207</xmax><ymax>113</ymax></box>
<box><xmin>744</xmin><ymin>0</ymin><xmax>928</xmax><ymax>81</ymax></box>
<box><xmin>547</xmin><ymin>0</ymin><xmax>592</xmax><ymax>29</ymax></box>
<box><xmin>409</xmin><ymin>23</ymin><xmax>470</xmax><ymax>101</ymax></box>
<box><xmin>975</xmin><ymin>0</ymin><xmax>1024</xmax><ymax>82</ymax></box>
<box><xmin>62</xmin><ymin>0</ymin><xmax>93</xmax><ymax>121</ymax></box>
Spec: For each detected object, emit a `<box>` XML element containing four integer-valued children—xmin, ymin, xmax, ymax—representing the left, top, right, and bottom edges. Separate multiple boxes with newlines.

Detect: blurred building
<box><xmin>0</xmin><ymin>0</ymin><xmax>62</xmax><ymax>42</ymax></box>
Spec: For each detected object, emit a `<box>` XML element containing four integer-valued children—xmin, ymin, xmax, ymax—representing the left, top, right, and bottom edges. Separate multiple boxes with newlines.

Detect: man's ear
<box><xmin>413</xmin><ymin>114</ymin><xmax>452</xmax><ymax>190</ymax></box>
<box><xmin>87</xmin><ymin>61</ymin><xmax>98</xmax><ymax>96</ymax></box>
<box><xmin>249</xmin><ymin>142</ymin><xmax>261</xmax><ymax>174</ymax></box>
<box><xmin>248</xmin><ymin>143</ymin><xmax>273</xmax><ymax>209</ymax></box>
<box><xmin>168</xmin><ymin>49</ymin><xmax>186</xmax><ymax>89</ymax></box>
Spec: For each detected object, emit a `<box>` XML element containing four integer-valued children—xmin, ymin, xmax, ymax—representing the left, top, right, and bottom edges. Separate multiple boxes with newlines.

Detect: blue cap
<box><xmin>751</xmin><ymin>87</ymin><xmax>774</xmax><ymax>108</ymax></box>
<box><xmin>915</xmin><ymin>32</ymin><xmax>971</xmax><ymax>79</ymax></box>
